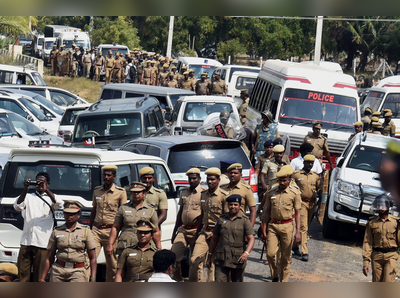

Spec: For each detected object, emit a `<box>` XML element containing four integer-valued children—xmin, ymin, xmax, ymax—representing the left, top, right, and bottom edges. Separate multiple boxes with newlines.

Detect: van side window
<box><xmin>382</xmin><ymin>93</ymin><xmax>400</xmax><ymax>118</ymax></box>
<box><xmin>268</xmin><ymin>86</ymin><xmax>281</xmax><ymax>118</ymax></box>
<box><xmin>147</xmin><ymin>145</ymin><xmax>161</xmax><ymax>157</ymax></box>
<box><xmin>101</xmin><ymin>90</ymin><xmax>122</xmax><ymax>100</ymax></box>
<box><xmin>221</xmin><ymin>69</ymin><xmax>226</xmax><ymax>81</ymax></box>
<box><xmin>154</xmin><ymin>106</ymin><xmax>164</xmax><ymax>127</ymax></box>
<box><xmin>0</xmin><ymin>71</ymin><xmax>14</xmax><ymax>84</ymax></box>
<box><xmin>126</xmin><ymin>92</ymin><xmax>143</xmax><ymax>98</ymax></box>
<box><xmin>152</xmin><ymin>163</ymin><xmax>174</xmax><ymax>198</ymax></box>
<box><xmin>154</xmin><ymin>96</ymin><xmax>168</xmax><ymax>110</ymax></box>
<box><xmin>135</xmin><ymin>144</ymin><xmax>148</xmax><ymax>154</ymax></box>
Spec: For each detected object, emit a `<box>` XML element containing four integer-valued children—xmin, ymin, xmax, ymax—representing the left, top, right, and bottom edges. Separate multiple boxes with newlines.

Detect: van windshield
<box><xmin>347</xmin><ymin>145</ymin><xmax>386</xmax><ymax>173</ymax></box>
<box><xmin>30</xmin><ymin>72</ymin><xmax>47</xmax><ymax>86</ymax></box>
<box><xmin>279</xmin><ymin>88</ymin><xmax>357</xmax><ymax>131</ymax></box>
<box><xmin>45</xmin><ymin>41</ymin><xmax>54</xmax><ymax>50</ymax></box>
<box><xmin>361</xmin><ymin>91</ymin><xmax>385</xmax><ymax>113</ymax></box>
<box><xmin>63</xmin><ymin>40</ymin><xmax>89</xmax><ymax>49</ymax></box>
<box><xmin>189</xmin><ymin>65</ymin><xmax>216</xmax><ymax>79</ymax></box>
<box><xmin>74</xmin><ymin>113</ymin><xmax>142</xmax><ymax>141</ymax></box>
<box><xmin>235</xmin><ymin>76</ymin><xmax>256</xmax><ymax>90</ymax></box>
<box><xmin>183</xmin><ymin>102</ymin><xmax>234</xmax><ymax>122</ymax></box>
<box><xmin>100</xmin><ymin>47</ymin><xmax>129</xmax><ymax>56</ymax></box>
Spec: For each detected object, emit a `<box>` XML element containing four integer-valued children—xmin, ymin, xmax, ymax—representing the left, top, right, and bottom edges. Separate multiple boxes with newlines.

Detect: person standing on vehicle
<box><xmin>291</xmin><ymin>155</ymin><xmax>321</xmax><ymax>262</ymax></box>
<box><xmin>195</xmin><ymin>73</ymin><xmax>210</xmax><ymax>95</ymax></box>
<box><xmin>89</xmin><ymin>164</ymin><xmax>127</xmax><ymax>282</ymax></box>
<box><xmin>209</xmin><ymin>73</ymin><xmax>226</xmax><ymax>96</ymax></box>
<box><xmin>238</xmin><ymin>89</ymin><xmax>249</xmax><ymax>126</ymax></box>
<box><xmin>361</xmin><ymin>107</ymin><xmax>373</xmax><ymax>131</ymax></box>
<box><xmin>104</xmin><ymin>50</ymin><xmax>115</xmax><ymax>85</ymax></box>
<box><xmin>94</xmin><ymin>51</ymin><xmax>105</xmax><ymax>82</ymax></box>
<box><xmin>382</xmin><ymin>112</ymin><xmax>396</xmax><ymax>137</ymax></box>
<box><xmin>189</xmin><ymin>168</ymin><xmax>229</xmax><ymax>282</ymax></box>
<box><xmin>252</xmin><ymin>110</ymin><xmax>279</xmax><ymax>162</ymax></box>
<box><xmin>49</xmin><ymin>45</ymin><xmax>59</xmax><ymax>76</ymax></box>
<box><xmin>40</xmin><ymin>200</ymin><xmax>97</xmax><ymax>282</ymax></box>
<box><xmin>14</xmin><ymin>172</ymin><xmax>63</xmax><ymax>282</ymax></box>
<box><xmin>302</xmin><ymin>121</ymin><xmax>333</xmax><ymax>171</ymax></box>
<box><xmin>171</xmin><ymin>168</ymin><xmax>205</xmax><ymax>282</ymax></box>
<box><xmin>362</xmin><ymin>194</ymin><xmax>400</xmax><ymax>282</ymax></box>
<box><xmin>348</xmin><ymin>122</ymin><xmax>363</xmax><ymax>141</ymax></box>
<box><xmin>263</xmin><ymin>166</ymin><xmax>301</xmax><ymax>282</ymax></box>
<box><xmin>139</xmin><ymin>167</ymin><xmax>168</xmax><ymax>228</ymax></box>
<box><xmin>206</xmin><ymin>194</ymin><xmax>255</xmax><ymax>282</ymax></box>
<box><xmin>220</xmin><ymin>163</ymin><xmax>257</xmax><ymax>227</ymax></box>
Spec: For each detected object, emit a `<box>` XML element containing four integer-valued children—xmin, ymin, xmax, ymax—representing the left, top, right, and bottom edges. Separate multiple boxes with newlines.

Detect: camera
<box><xmin>24</xmin><ymin>180</ymin><xmax>37</xmax><ymax>186</ymax></box>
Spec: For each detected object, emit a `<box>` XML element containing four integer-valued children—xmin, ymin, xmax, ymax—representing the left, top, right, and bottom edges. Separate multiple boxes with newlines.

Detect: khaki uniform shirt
<box><xmin>220</xmin><ymin>182</ymin><xmax>256</xmax><ymax>215</ymax></box>
<box><xmin>195</xmin><ymin>80</ymin><xmax>209</xmax><ymax>95</ymax></box>
<box><xmin>362</xmin><ymin>214</ymin><xmax>400</xmax><ymax>266</ymax></box>
<box><xmin>382</xmin><ymin>121</ymin><xmax>396</xmax><ymax>137</ymax></box>
<box><xmin>265</xmin><ymin>184</ymin><xmax>301</xmax><ymax>221</ymax></box>
<box><xmin>117</xmin><ymin>244</ymin><xmax>156</xmax><ymax>281</ymax></box>
<box><xmin>47</xmin><ymin>222</ymin><xmax>96</xmax><ymax>263</ymax></box>
<box><xmin>303</xmin><ymin>134</ymin><xmax>329</xmax><ymax>159</ymax></box>
<box><xmin>220</xmin><ymin>174</ymin><xmax>230</xmax><ymax>186</ymax></box>
<box><xmin>114</xmin><ymin>201</ymin><xmax>158</xmax><ymax>250</ymax></box>
<box><xmin>105</xmin><ymin>56</ymin><xmax>115</xmax><ymax>68</ymax></box>
<box><xmin>201</xmin><ymin>187</ymin><xmax>229</xmax><ymax>228</ymax></box>
<box><xmin>95</xmin><ymin>56</ymin><xmax>105</xmax><ymax>66</ymax></box>
<box><xmin>361</xmin><ymin>116</ymin><xmax>371</xmax><ymax>130</ymax></box>
<box><xmin>114</xmin><ymin>58</ymin><xmax>123</xmax><ymax>70</ymax></box>
<box><xmin>213</xmin><ymin>212</ymin><xmax>254</xmax><ymax>268</ymax></box>
<box><xmin>173</xmin><ymin>72</ymin><xmax>180</xmax><ymax>81</ymax></box>
<box><xmin>83</xmin><ymin>53</ymin><xmax>91</xmax><ymax>63</ymax></box>
<box><xmin>292</xmin><ymin>170</ymin><xmax>321</xmax><ymax>202</ymax></box>
<box><xmin>152</xmin><ymin>66</ymin><xmax>159</xmax><ymax>76</ymax></box>
<box><xmin>166</xmin><ymin>79</ymin><xmax>178</xmax><ymax>88</ymax></box>
<box><xmin>143</xmin><ymin>67</ymin><xmax>154</xmax><ymax>79</ymax></box>
<box><xmin>209</xmin><ymin>79</ymin><xmax>226</xmax><ymax>94</ymax></box>
<box><xmin>181</xmin><ymin>78</ymin><xmax>195</xmax><ymax>91</ymax></box>
<box><xmin>158</xmin><ymin>71</ymin><xmax>169</xmax><ymax>85</ymax></box>
<box><xmin>261</xmin><ymin>159</ymin><xmax>289</xmax><ymax>187</ymax></box>
<box><xmin>145</xmin><ymin>186</ymin><xmax>168</xmax><ymax>211</ymax></box>
<box><xmin>92</xmin><ymin>184</ymin><xmax>127</xmax><ymax>225</ymax></box>
<box><xmin>179</xmin><ymin>184</ymin><xmax>206</xmax><ymax>226</ymax></box>
<box><xmin>50</xmin><ymin>49</ymin><xmax>59</xmax><ymax>60</ymax></box>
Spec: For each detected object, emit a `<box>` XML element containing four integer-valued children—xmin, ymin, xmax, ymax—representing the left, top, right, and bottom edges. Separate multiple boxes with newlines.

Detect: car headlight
<box><xmin>336</xmin><ymin>180</ymin><xmax>360</xmax><ymax>198</ymax></box>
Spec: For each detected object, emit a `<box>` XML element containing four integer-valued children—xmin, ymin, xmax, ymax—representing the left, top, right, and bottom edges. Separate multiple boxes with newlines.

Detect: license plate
<box><xmin>54</xmin><ymin>210</ymin><xmax>64</xmax><ymax>219</ymax></box>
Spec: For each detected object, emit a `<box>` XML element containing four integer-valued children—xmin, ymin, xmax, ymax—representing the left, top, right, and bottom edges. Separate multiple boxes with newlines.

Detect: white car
<box><xmin>168</xmin><ymin>95</ymin><xmax>240</xmax><ymax>135</ymax></box>
<box><xmin>323</xmin><ymin>132</ymin><xmax>398</xmax><ymax>238</ymax></box>
<box><xmin>57</xmin><ymin>103</ymin><xmax>90</xmax><ymax>139</ymax></box>
<box><xmin>228</xmin><ymin>71</ymin><xmax>258</xmax><ymax>99</ymax></box>
<box><xmin>212</xmin><ymin>64</ymin><xmax>260</xmax><ymax>88</ymax></box>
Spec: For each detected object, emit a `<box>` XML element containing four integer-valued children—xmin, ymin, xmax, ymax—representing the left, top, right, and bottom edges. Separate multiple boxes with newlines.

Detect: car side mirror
<box><xmin>26</xmin><ymin>115</ymin><xmax>34</xmax><ymax>122</ymax></box>
<box><xmin>146</xmin><ymin>126</ymin><xmax>157</xmax><ymax>135</ymax></box>
<box><xmin>63</xmin><ymin>133</ymin><xmax>72</xmax><ymax>141</ymax></box>
<box><xmin>336</xmin><ymin>157</ymin><xmax>344</xmax><ymax>168</ymax></box>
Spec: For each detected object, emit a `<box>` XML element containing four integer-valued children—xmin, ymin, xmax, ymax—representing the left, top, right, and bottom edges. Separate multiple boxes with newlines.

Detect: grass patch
<box><xmin>43</xmin><ymin>75</ymin><xmax>102</xmax><ymax>103</ymax></box>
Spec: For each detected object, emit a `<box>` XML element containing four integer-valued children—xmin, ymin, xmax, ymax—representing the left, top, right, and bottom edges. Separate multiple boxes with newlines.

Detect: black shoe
<box><xmin>301</xmin><ymin>254</ymin><xmax>309</xmax><ymax>262</ymax></box>
<box><xmin>292</xmin><ymin>247</ymin><xmax>302</xmax><ymax>257</ymax></box>
<box><xmin>272</xmin><ymin>278</ymin><xmax>279</xmax><ymax>282</ymax></box>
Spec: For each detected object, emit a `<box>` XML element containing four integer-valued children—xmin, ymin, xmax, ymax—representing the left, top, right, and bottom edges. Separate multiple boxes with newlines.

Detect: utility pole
<box><xmin>314</xmin><ymin>16</ymin><xmax>323</xmax><ymax>66</ymax></box>
<box><xmin>166</xmin><ymin>16</ymin><xmax>174</xmax><ymax>58</ymax></box>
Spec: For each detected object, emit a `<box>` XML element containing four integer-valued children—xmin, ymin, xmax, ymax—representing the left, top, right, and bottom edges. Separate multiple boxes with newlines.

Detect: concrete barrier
<box><xmin>1</xmin><ymin>45</ymin><xmax>44</xmax><ymax>76</ymax></box>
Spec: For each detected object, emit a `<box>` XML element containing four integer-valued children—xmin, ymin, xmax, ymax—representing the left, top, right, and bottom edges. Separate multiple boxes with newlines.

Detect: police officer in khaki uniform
<box><xmin>370</xmin><ymin>121</ymin><xmax>382</xmax><ymax>134</ymax></box>
<box><xmin>302</xmin><ymin>121</ymin><xmax>333</xmax><ymax>170</ymax></box>
<box><xmin>56</xmin><ymin>45</ymin><xmax>65</xmax><ymax>76</ymax></box>
<box><xmin>49</xmin><ymin>45</ymin><xmax>59</xmax><ymax>76</ymax></box>
<box><xmin>89</xmin><ymin>164</ymin><xmax>127</xmax><ymax>282</ymax></box>
<box><xmin>165</xmin><ymin>72</ymin><xmax>178</xmax><ymax>88</ymax></box>
<box><xmin>238</xmin><ymin>89</ymin><xmax>249</xmax><ymax>126</ymax></box>
<box><xmin>141</xmin><ymin>60</ymin><xmax>154</xmax><ymax>85</ymax></box>
<box><xmin>220</xmin><ymin>163</ymin><xmax>257</xmax><ymax>227</ymax></box>
<box><xmin>206</xmin><ymin>194</ymin><xmax>255</xmax><ymax>282</ymax></box>
<box><xmin>94</xmin><ymin>51</ymin><xmax>105</xmax><ymax>82</ymax></box>
<box><xmin>171</xmin><ymin>168</ymin><xmax>205</xmax><ymax>281</ymax></box>
<box><xmin>171</xmin><ymin>65</ymin><xmax>180</xmax><ymax>81</ymax></box>
<box><xmin>188</xmin><ymin>68</ymin><xmax>197</xmax><ymax>84</ymax></box>
<box><xmin>179</xmin><ymin>65</ymin><xmax>188</xmax><ymax>87</ymax></box>
<box><xmin>382</xmin><ymin>112</ymin><xmax>396</xmax><ymax>137</ymax></box>
<box><xmin>195</xmin><ymin>73</ymin><xmax>210</xmax><ymax>95</ymax></box>
<box><xmin>362</xmin><ymin>195</ymin><xmax>400</xmax><ymax>282</ymax></box>
<box><xmin>219</xmin><ymin>160</ymin><xmax>235</xmax><ymax>185</ymax></box>
<box><xmin>348</xmin><ymin>121</ymin><xmax>363</xmax><ymax>141</ymax></box>
<box><xmin>209</xmin><ymin>73</ymin><xmax>227</xmax><ymax>95</ymax></box>
<box><xmin>82</xmin><ymin>49</ymin><xmax>92</xmax><ymax>78</ymax></box>
<box><xmin>189</xmin><ymin>168</ymin><xmax>229</xmax><ymax>282</ymax></box>
<box><xmin>112</xmin><ymin>53</ymin><xmax>124</xmax><ymax>83</ymax></box>
<box><xmin>107</xmin><ymin>182</ymin><xmax>161</xmax><ymax>257</ymax></box>
<box><xmin>139</xmin><ymin>167</ymin><xmax>168</xmax><ymax>227</ymax></box>
<box><xmin>260</xmin><ymin>145</ymin><xmax>289</xmax><ymax>193</ymax></box>
<box><xmin>150</xmin><ymin>60</ymin><xmax>158</xmax><ymax>85</ymax></box>
<box><xmin>158</xmin><ymin>64</ymin><xmax>170</xmax><ymax>86</ymax></box>
<box><xmin>255</xmin><ymin>140</ymin><xmax>274</xmax><ymax>200</ymax></box>
<box><xmin>104</xmin><ymin>50</ymin><xmax>115</xmax><ymax>85</ymax></box>
<box><xmin>40</xmin><ymin>201</ymin><xmax>97</xmax><ymax>282</ymax></box>
<box><xmin>263</xmin><ymin>166</ymin><xmax>301</xmax><ymax>282</ymax></box>
<box><xmin>291</xmin><ymin>155</ymin><xmax>321</xmax><ymax>261</ymax></box>
<box><xmin>0</xmin><ymin>263</ymin><xmax>18</xmax><ymax>282</ymax></box>
<box><xmin>181</xmin><ymin>71</ymin><xmax>195</xmax><ymax>91</ymax></box>
<box><xmin>115</xmin><ymin>219</ymin><xmax>157</xmax><ymax>282</ymax></box>
<box><xmin>361</xmin><ymin>107</ymin><xmax>373</xmax><ymax>131</ymax></box>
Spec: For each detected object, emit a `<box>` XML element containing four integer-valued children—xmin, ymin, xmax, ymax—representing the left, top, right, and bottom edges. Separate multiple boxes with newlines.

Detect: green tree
<box><xmin>0</xmin><ymin>16</ymin><xmax>35</xmax><ymax>36</ymax></box>
<box><xmin>217</xmin><ymin>38</ymin><xmax>247</xmax><ymax>64</ymax></box>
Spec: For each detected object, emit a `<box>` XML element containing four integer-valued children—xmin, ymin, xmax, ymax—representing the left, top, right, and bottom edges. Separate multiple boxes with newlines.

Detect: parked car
<box><xmin>65</xmin><ymin>97</ymin><xmax>169</xmax><ymax>149</ymax></box>
<box><xmin>168</xmin><ymin>95</ymin><xmax>240</xmax><ymax>135</ymax></box>
<box><xmin>0</xmin><ymin>147</ymin><xmax>178</xmax><ymax>275</ymax></box>
<box><xmin>0</xmin><ymin>64</ymin><xmax>46</xmax><ymax>86</ymax></box>
<box><xmin>120</xmin><ymin>135</ymin><xmax>259</xmax><ymax>205</ymax></box>
<box><xmin>227</xmin><ymin>71</ymin><xmax>258</xmax><ymax>99</ymax></box>
<box><xmin>212</xmin><ymin>64</ymin><xmax>260</xmax><ymax>87</ymax></box>
<box><xmin>58</xmin><ymin>103</ymin><xmax>90</xmax><ymax>139</ymax></box>
<box><xmin>0</xmin><ymin>84</ymin><xmax>89</xmax><ymax>107</ymax></box>
<box><xmin>323</xmin><ymin>132</ymin><xmax>398</xmax><ymax>239</ymax></box>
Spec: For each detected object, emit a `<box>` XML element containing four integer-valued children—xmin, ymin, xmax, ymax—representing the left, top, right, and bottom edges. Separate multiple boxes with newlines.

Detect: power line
<box><xmin>235</xmin><ymin>16</ymin><xmax>400</xmax><ymax>22</ymax></box>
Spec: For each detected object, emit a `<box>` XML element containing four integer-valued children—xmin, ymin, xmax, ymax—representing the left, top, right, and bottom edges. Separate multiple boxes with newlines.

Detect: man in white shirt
<box><xmin>291</xmin><ymin>142</ymin><xmax>323</xmax><ymax>174</ymax></box>
<box><xmin>147</xmin><ymin>250</ymin><xmax>177</xmax><ymax>282</ymax></box>
<box><xmin>13</xmin><ymin>172</ymin><xmax>63</xmax><ymax>282</ymax></box>
<box><xmin>125</xmin><ymin>58</ymin><xmax>136</xmax><ymax>83</ymax></box>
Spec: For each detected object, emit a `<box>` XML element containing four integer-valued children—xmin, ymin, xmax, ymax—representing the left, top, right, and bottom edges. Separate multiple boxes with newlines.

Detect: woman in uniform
<box><xmin>114</xmin><ymin>219</ymin><xmax>157</xmax><ymax>282</ymax></box>
<box><xmin>106</xmin><ymin>182</ymin><xmax>161</xmax><ymax>258</ymax></box>
<box><xmin>40</xmin><ymin>200</ymin><xmax>97</xmax><ymax>282</ymax></box>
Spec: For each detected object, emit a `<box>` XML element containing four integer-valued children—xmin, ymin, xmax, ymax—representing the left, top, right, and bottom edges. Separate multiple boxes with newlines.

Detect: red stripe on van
<box><xmin>263</xmin><ymin>67</ymin><xmax>311</xmax><ymax>84</ymax></box>
<box><xmin>333</xmin><ymin>83</ymin><xmax>357</xmax><ymax>90</ymax></box>
<box><xmin>381</xmin><ymin>83</ymin><xmax>400</xmax><ymax>88</ymax></box>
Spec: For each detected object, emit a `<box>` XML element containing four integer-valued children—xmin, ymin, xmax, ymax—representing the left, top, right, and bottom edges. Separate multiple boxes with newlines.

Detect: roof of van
<box><xmin>177</xmin><ymin>95</ymin><xmax>235</xmax><ymax>103</ymax></box>
<box><xmin>178</xmin><ymin>57</ymin><xmax>223</xmax><ymax>67</ymax></box>
<box><xmin>371</xmin><ymin>75</ymin><xmax>400</xmax><ymax>90</ymax></box>
<box><xmin>101</xmin><ymin>84</ymin><xmax>195</xmax><ymax>96</ymax></box>
<box><xmin>0</xmin><ymin>64</ymin><xmax>38</xmax><ymax>73</ymax></box>
<box><xmin>230</xmin><ymin>71</ymin><xmax>259</xmax><ymax>78</ymax></box>
<box><xmin>83</xmin><ymin>97</ymin><xmax>159</xmax><ymax>115</ymax></box>
<box><xmin>218</xmin><ymin>65</ymin><xmax>260</xmax><ymax>70</ymax></box>
<box><xmin>300</xmin><ymin>61</ymin><xmax>343</xmax><ymax>73</ymax></box>
<box><xmin>98</xmin><ymin>44</ymin><xmax>129</xmax><ymax>48</ymax></box>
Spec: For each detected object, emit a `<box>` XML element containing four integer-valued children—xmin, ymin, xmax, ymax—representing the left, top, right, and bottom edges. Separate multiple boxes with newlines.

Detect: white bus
<box><xmin>44</xmin><ymin>25</ymin><xmax>81</xmax><ymax>38</ymax></box>
<box><xmin>248</xmin><ymin>60</ymin><xmax>360</xmax><ymax>169</ymax></box>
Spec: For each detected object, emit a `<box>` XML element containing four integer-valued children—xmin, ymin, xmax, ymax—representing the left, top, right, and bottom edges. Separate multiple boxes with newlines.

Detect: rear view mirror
<box><xmin>146</xmin><ymin>126</ymin><xmax>157</xmax><ymax>135</ymax></box>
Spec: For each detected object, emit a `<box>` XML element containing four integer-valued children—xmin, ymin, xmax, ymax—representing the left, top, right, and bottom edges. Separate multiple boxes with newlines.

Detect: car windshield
<box><xmin>168</xmin><ymin>141</ymin><xmax>250</xmax><ymax>173</ymax></box>
<box><xmin>8</xmin><ymin>112</ymin><xmax>43</xmax><ymax>136</ymax></box>
<box><xmin>60</xmin><ymin>108</ymin><xmax>87</xmax><ymax>125</ymax></box>
<box><xmin>0</xmin><ymin>113</ymin><xmax>17</xmax><ymax>136</ymax></box>
<box><xmin>30</xmin><ymin>72</ymin><xmax>47</xmax><ymax>86</ymax></box>
<box><xmin>361</xmin><ymin>91</ymin><xmax>385</xmax><ymax>114</ymax></box>
<box><xmin>74</xmin><ymin>112</ymin><xmax>142</xmax><ymax>141</ymax></box>
<box><xmin>101</xmin><ymin>47</ymin><xmax>129</xmax><ymax>56</ymax></box>
<box><xmin>18</xmin><ymin>97</ymin><xmax>48</xmax><ymax>121</ymax></box>
<box><xmin>170</xmin><ymin>94</ymin><xmax>194</xmax><ymax>107</ymax></box>
<box><xmin>32</xmin><ymin>94</ymin><xmax>64</xmax><ymax>116</ymax></box>
<box><xmin>45</xmin><ymin>41</ymin><xmax>54</xmax><ymax>49</ymax></box>
<box><xmin>183</xmin><ymin>102</ymin><xmax>234</xmax><ymax>122</ymax></box>
<box><xmin>64</xmin><ymin>40</ymin><xmax>89</xmax><ymax>49</ymax></box>
<box><xmin>228</xmin><ymin>67</ymin><xmax>259</xmax><ymax>82</ymax></box>
<box><xmin>235</xmin><ymin>76</ymin><xmax>256</xmax><ymax>90</ymax></box>
<box><xmin>38</xmin><ymin>38</ymin><xmax>44</xmax><ymax>46</ymax></box>
<box><xmin>189</xmin><ymin>65</ymin><xmax>216</xmax><ymax>79</ymax></box>
<box><xmin>346</xmin><ymin>145</ymin><xmax>386</xmax><ymax>173</ymax></box>
<box><xmin>279</xmin><ymin>88</ymin><xmax>357</xmax><ymax>131</ymax></box>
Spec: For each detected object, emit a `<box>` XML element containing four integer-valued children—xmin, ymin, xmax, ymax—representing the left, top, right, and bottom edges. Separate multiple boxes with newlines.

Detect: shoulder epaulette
<box><xmin>240</xmin><ymin>181</ymin><xmax>251</xmax><ymax>189</ymax></box>
<box><xmin>220</xmin><ymin>189</ymin><xmax>229</xmax><ymax>195</ymax></box>
<box><xmin>153</xmin><ymin>188</ymin><xmax>163</xmax><ymax>193</ymax></box>
<box><xmin>288</xmin><ymin>184</ymin><xmax>301</xmax><ymax>195</ymax></box>
<box><xmin>219</xmin><ymin>183</ymin><xmax>229</xmax><ymax>188</ymax></box>
<box><xmin>115</xmin><ymin>185</ymin><xmax>125</xmax><ymax>190</ymax></box>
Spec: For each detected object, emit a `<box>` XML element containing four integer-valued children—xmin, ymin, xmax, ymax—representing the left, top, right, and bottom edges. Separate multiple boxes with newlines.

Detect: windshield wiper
<box><xmin>189</xmin><ymin>165</ymin><xmax>209</xmax><ymax>169</ymax></box>
<box><xmin>291</xmin><ymin>121</ymin><xmax>312</xmax><ymax>128</ymax></box>
<box><xmin>0</xmin><ymin>132</ymin><xmax>18</xmax><ymax>137</ymax></box>
<box><xmin>325</xmin><ymin>125</ymin><xmax>351</xmax><ymax>132</ymax></box>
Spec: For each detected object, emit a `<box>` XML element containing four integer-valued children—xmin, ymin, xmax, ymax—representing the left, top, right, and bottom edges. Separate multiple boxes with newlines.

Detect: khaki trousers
<box><xmin>49</xmin><ymin>263</ymin><xmax>86</xmax><ymax>282</ymax></box>
<box><xmin>143</xmin><ymin>78</ymin><xmax>151</xmax><ymax>85</ymax></box>
<box><xmin>267</xmin><ymin>222</ymin><xmax>293</xmax><ymax>282</ymax></box>
<box><xmin>171</xmin><ymin>226</ymin><xmax>196</xmax><ymax>282</ymax></box>
<box><xmin>92</xmin><ymin>226</ymin><xmax>117</xmax><ymax>282</ymax></box>
<box><xmin>214</xmin><ymin>264</ymin><xmax>245</xmax><ymax>282</ymax></box>
<box><xmin>17</xmin><ymin>245</ymin><xmax>48</xmax><ymax>282</ymax></box>
<box><xmin>112</xmin><ymin>69</ymin><xmax>121</xmax><ymax>83</ymax></box>
<box><xmin>84</xmin><ymin>63</ymin><xmax>91</xmax><ymax>78</ymax></box>
<box><xmin>94</xmin><ymin>66</ymin><xmax>102</xmax><ymax>82</ymax></box>
<box><xmin>189</xmin><ymin>231</ymin><xmax>215</xmax><ymax>282</ymax></box>
<box><xmin>292</xmin><ymin>201</ymin><xmax>314</xmax><ymax>255</ymax></box>
<box><xmin>372</xmin><ymin>251</ymin><xmax>398</xmax><ymax>282</ymax></box>
<box><xmin>51</xmin><ymin>59</ymin><xmax>57</xmax><ymax>76</ymax></box>
<box><xmin>105</xmin><ymin>68</ymin><xmax>113</xmax><ymax>84</ymax></box>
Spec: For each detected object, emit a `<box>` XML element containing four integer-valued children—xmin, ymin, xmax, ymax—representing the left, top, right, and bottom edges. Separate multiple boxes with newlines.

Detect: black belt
<box><xmin>373</xmin><ymin>247</ymin><xmax>397</xmax><ymax>253</ymax></box>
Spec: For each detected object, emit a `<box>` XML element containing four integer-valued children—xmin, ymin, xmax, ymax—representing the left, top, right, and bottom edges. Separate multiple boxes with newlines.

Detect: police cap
<box><xmin>220</xmin><ymin>110</ymin><xmax>230</xmax><ymax>119</ymax></box>
<box><xmin>0</xmin><ymin>263</ymin><xmax>18</xmax><ymax>277</ymax></box>
<box><xmin>130</xmin><ymin>181</ymin><xmax>147</xmax><ymax>192</ymax></box>
<box><xmin>171</xmin><ymin>65</ymin><xmax>176</xmax><ymax>69</ymax></box>
<box><xmin>312</xmin><ymin>121</ymin><xmax>322</xmax><ymax>128</ymax></box>
<box><xmin>383</xmin><ymin>109</ymin><xmax>392</xmax><ymax>115</ymax></box>
<box><xmin>304</xmin><ymin>154</ymin><xmax>316</xmax><ymax>162</ymax></box>
<box><xmin>182</xmin><ymin>65</ymin><xmax>187</xmax><ymax>70</ymax></box>
<box><xmin>372</xmin><ymin>122</ymin><xmax>382</xmax><ymax>129</ymax></box>
<box><xmin>371</xmin><ymin>116</ymin><xmax>379</xmax><ymax>122</ymax></box>
<box><xmin>276</xmin><ymin>165</ymin><xmax>295</xmax><ymax>178</ymax></box>
<box><xmin>186</xmin><ymin>168</ymin><xmax>201</xmax><ymax>176</ymax></box>
<box><xmin>365</xmin><ymin>107</ymin><xmax>372</xmax><ymax>114</ymax></box>
<box><xmin>188</xmin><ymin>69</ymin><xmax>194</xmax><ymax>73</ymax></box>
<box><xmin>139</xmin><ymin>166</ymin><xmax>154</xmax><ymax>177</ymax></box>
<box><xmin>354</xmin><ymin>121</ymin><xmax>363</xmax><ymax>127</ymax></box>
<box><xmin>373</xmin><ymin>111</ymin><xmax>381</xmax><ymax>117</ymax></box>
<box><xmin>101</xmin><ymin>164</ymin><xmax>118</xmax><ymax>172</ymax></box>
<box><xmin>169</xmin><ymin>72</ymin><xmax>174</xmax><ymax>76</ymax></box>
<box><xmin>150</xmin><ymin>60</ymin><xmax>155</xmax><ymax>64</ymax></box>
<box><xmin>108</xmin><ymin>50</ymin><xmax>112</xmax><ymax>54</ymax></box>
<box><xmin>163</xmin><ymin>63</ymin><xmax>169</xmax><ymax>68</ymax></box>
<box><xmin>160</xmin><ymin>57</ymin><xmax>165</xmax><ymax>61</ymax></box>
<box><xmin>205</xmin><ymin>167</ymin><xmax>221</xmax><ymax>176</ymax></box>
<box><xmin>183</xmin><ymin>71</ymin><xmax>189</xmax><ymax>75</ymax></box>
<box><xmin>385</xmin><ymin>112</ymin><xmax>393</xmax><ymax>117</ymax></box>
<box><xmin>63</xmin><ymin>200</ymin><xmax>82</xmax><ymax>213</ymax></box>
<box><xmin>201</xmin><ymin>73</ymin><xmax>207</xmax><ymax>77</ymax></box>
<box><xmin>227</xmin><ymin>163</ymin><xmax>242</xmax><ymax>171</ymax></box>
<box><xmin>226</xmin><ymin>194</ymin><xmax>242</xmax><ymax>205</ymax></box>
<box><xmin>136</xmin><ymin>219</ymin><xmax>155</xmax><ymax>231</ymax></box>
<box><xmin>264</xmin><ymin>140</ymin><xmax>273</xmax><ymax>147</ymax></box>
<box><xmin>273</xmin><ymin>145</ymin><xmax>285</xmax><ymax>153</ymax></box>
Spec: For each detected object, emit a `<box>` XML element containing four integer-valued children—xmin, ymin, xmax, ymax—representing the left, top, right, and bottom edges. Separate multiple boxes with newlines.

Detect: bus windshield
<box><xmin>279</xmin><ymin>88</ymin><xmax>357</xmax><ymax>131</ymax></box>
